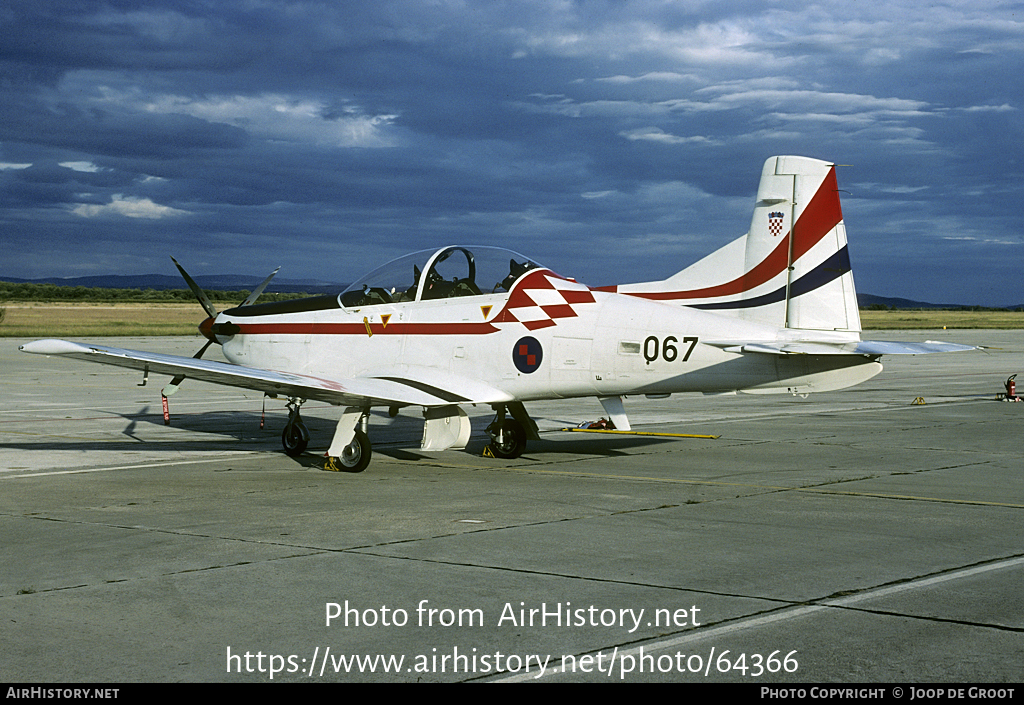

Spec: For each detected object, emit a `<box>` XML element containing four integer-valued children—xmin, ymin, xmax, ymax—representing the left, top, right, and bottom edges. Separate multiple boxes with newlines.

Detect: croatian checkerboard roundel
<box><xmin>513</xmin><ymin>336</ymin><xmax>543</xmax><ymax>373</ymax></box>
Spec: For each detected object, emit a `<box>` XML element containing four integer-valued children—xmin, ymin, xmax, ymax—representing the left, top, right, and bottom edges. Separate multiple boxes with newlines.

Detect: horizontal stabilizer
<box><xmin>706</xmin><ymin>339</ymin><xmax>975</xmax><ymax>356</ymax></box>
<box><xmin>848</xmin><ymin>340</ymin><xmax>976</xmax><ymax>355</ymax></box>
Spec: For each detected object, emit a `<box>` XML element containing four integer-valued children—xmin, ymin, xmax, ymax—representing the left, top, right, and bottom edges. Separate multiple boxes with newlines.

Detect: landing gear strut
<box><xmin>282</xmin><ymin>398</ymin><xmax>309</xmax><ymax>457</ymax></box>
<box><xmin>486</xmin><ymin>405</ymin><xmax>527</xmax><ymax>459</ymax></box>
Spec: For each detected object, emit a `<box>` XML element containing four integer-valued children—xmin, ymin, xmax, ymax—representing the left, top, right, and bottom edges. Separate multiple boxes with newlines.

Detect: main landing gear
<box><xmin>485</xmin><ymin>404</ymin><xmax>528</xmax><ymax>459</ymax></box>
<box><xmin>280</xmin><ymin>401</ymin><xmax>538</xmax><ymax>471</ymax></box>
<box><xmin>280</xmin><ymin>399</ymin><xmax>371</xmax><ymax>472</ymax></box>
<box><xmin>324</xmin><ymin>406</ymin><xmax>372</xmax><ymax>473</ymax></box>
<box><xmin>324</xmin><ymin>428</ymin><xmax>371</xmax><ymax>473</ymax></box>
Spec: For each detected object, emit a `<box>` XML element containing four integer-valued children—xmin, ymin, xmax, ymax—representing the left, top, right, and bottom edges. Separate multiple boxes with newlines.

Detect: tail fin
<box><xmin>610</xmin><ymin>156</ymin><xmax>861</xmax><ymax>333</ymax></box>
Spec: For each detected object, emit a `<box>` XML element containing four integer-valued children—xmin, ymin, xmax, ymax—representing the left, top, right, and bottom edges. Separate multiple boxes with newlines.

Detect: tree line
<box><xmin>0</xmin><ymin>280</ymin><xmax>310</xmax><ymax>303</ymax></box>
<box><xmin>864</xmin><ymin>302</ymin><xmax>1022</xmax><ymax>312</ymax></box>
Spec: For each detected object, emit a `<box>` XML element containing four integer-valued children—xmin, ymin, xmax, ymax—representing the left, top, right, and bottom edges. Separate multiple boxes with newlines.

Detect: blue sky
<box><xmin>1</xmin><ymin>1</ymin><xmax>1022</xmax><ymax>305</ymax></box>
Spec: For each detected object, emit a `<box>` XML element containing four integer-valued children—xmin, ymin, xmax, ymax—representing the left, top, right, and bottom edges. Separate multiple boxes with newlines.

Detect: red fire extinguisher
<box><xmin>1005</xmin><ymin>374</ymin><xmax>1017</xmax><ymax>400</ymax></box>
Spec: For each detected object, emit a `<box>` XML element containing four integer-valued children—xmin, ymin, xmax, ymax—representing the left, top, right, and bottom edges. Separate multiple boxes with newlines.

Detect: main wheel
<box><xmin>282</xmin><ymin>421</ymin><xmax>309</xmax><ymax>457</ymax></box>
<box><xmin>487</xmin><ymin>418</ymin><xmax>526</xmax><ymax>459</ymax></box>
<box><xmin>326</xmin><ymin>429</ymin><xmax>372</xmax><ymax>473</ymax></box>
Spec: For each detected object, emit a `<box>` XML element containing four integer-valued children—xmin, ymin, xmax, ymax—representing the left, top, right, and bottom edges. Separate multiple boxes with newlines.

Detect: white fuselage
<box><xmin>217</xmin><ymin>268</ymin><xmax>881</xmax><ymax>406</ymax></box>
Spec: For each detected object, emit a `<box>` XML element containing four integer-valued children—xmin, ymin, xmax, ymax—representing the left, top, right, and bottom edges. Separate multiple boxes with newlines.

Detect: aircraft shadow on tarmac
<box><xmin>5</xmin><ymin>403</ymin><xmax>684</xmax><ymax>466</ymax></box>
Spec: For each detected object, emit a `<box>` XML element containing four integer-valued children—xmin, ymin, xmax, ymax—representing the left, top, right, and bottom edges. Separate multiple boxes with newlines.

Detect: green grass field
<box><xmin>1</xmin><ymin>302</ymin><xmax>1021</xmax><ymax>337</ymax></box>
<box><xmin>0</xmin><ymin>303</ymin><xmax>202</xmax><ymax>337</ymax></box>
<box><xmin>858</xmin><ymin>309</ymin><xmax>1024</xmax><ymax>330</ymax></box>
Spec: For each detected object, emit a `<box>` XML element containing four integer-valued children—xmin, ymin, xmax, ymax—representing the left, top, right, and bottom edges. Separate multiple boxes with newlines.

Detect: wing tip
<box><xmin>19</xmin><ymin>339</ymin><xmax>88</xmax><ymax>355</ymax></box>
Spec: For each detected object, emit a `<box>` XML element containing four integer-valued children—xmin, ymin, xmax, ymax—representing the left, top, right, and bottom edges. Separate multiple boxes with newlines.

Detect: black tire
<box><xmin>282</xmin><ymin>421</ymin><xmax>309</xmax><ymax>457</ymax></box>
<box><xmin>487</xmin><ymin>418</ymin><xmax>526</xmax><ymax>459</ymax></box>
<box><xmin>328</xmin><ymin>429</ymin><xmax>371</xmax><ymax>473</ymax></box>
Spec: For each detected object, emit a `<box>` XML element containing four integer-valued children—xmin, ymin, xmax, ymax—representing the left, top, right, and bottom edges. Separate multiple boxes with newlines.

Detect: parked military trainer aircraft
<box><xmin>21</xmin><ymin>156</ymin><xmax>971</xmax><ymax>472</ymax></box>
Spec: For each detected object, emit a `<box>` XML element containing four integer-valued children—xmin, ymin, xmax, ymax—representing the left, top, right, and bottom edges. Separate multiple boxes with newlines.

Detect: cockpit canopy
<box><xmin>339</xmin><ymin>245</ymin><xmax>548</xmax><ymax>308</ymax></box>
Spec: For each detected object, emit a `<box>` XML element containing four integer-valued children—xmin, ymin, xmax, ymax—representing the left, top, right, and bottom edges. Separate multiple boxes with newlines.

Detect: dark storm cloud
<box><xmin>0</xmin><ymin>1</ymin><xmax>1021</xmax><ymax>303</ymax></box>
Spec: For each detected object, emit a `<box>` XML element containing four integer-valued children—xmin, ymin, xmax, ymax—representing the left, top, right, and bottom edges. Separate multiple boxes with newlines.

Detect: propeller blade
<box><xmin>161</xmin><ymin>339</ymin><xmax>215</xmax><ymax>397</ymax></box>
<box><xmin>239</xmin><ymin>266</ymin><xmax>281</xmax><ymax>307</ymax></box>
<box><xmin>193</xmin><ymin>338</ymin><xmax>215</xmax><ymax>358</ymax></box>
<box><xmin>170</xmin><ymin>256</ymin><xmax>218</xmax><ymax>319</ymax></box>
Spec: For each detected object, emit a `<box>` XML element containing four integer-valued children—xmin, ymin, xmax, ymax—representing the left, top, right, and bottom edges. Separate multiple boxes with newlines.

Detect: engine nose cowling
<box><xmin>198</xmin><ymin>315</ymin><xmax>216</xmax><ymax>342</ymax></box>
<box><xmin>199</xmin><ymin>316</ymin><xmax>241</xmax><ymax>343</ymax></box>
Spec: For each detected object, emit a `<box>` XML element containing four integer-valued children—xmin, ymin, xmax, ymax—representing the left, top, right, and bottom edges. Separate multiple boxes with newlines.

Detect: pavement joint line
<box><xmin>0</xmin><ymin>452</ymin><xmax>263</xmax><ymax>478</ymax></box>
<box><xmin>411</xmin><ymin>462</ymin><xmax>1024</xmax><ymax>509</ymax></box>
<box><xmin>491</xmin><ymin>554</ymin><xmax>1024</xmax><ymax>682</ymax></box>
<box><xmin>8</xmin><ymin>448</ymin><xmax>1017</xmax><ymax>510</ymax></box>
<box><xmin>19</xmin><ymin>498</ymin><xmax>1005</xmax><ymax>633</ymax></box>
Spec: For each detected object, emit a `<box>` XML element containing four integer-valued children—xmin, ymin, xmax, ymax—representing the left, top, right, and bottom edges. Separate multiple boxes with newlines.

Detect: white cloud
<box><xmin>60</xmin><ymin>161</ymin><xmax>103</xmax><ymax>173</ymax></box>
<box><xmin>597</xmin><ymin>72</ymin><xmax>700</xmax><ymax>84</ymax></box>
<box><xmin>518</xmin><ymin>19</ymin><xmax>787</xmax><ymax>68</ymax></box>
<box><xmin>942</xmin><ymin>236</ymin><xmax>1020</xmax><ymax>246</ymax></box>
<box><xmin>136</xmin><ymin>92</ymin><xmax>399</xmax><ymax>148</ymax></box>
<box><xmin>956</xmin><ymin>104</ymin><xmax>1016</xmax><ymax>113</ymax></box>
<box><xmin>690</xmin><ymin>86</ymin><xmax>931</xmax><ymax>116</ymax></box>
<box><xmin>517</xmin><ymin>96</ymin><xmax>671</xmax><ymax>120</ymax></box>
<box><xmin>853</xmin><ymin>182</ymin><xmax>930</xmax><ymax>195</ymax></box>
<box><xmin>72</xmin><ymin>195</ymin><xmax>190</xmax><ymax>219</ymax></box>
<box><xmin>0</xmin><ymin>162</ymin><xmax>32</xmax><ymax>170</ymax></box>
<box><xmin>620</xmin><ymin>127</ymin><xmax>714</xmax><ymax>145</ymax></box>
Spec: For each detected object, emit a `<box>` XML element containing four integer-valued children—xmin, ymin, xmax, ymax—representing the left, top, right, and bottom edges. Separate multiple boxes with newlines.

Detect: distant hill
<box><xmin>0</xmin><ymin>273</ymin><xmax>347</xmax><ymax>295</ymax></box>
<box><xmin>858</xmin><ymin>293</ymin><xmax>960</xmax><ymax>309</ymax></box>
<box><xmin>2</xmin><ymin>274</ymin><xmax>1020</xmax><ymax>309</ymax></box>
<box><xmin>858</xmin><ymin>294</ymin><xmax>1024</xmax><ymax>310</ymax></box>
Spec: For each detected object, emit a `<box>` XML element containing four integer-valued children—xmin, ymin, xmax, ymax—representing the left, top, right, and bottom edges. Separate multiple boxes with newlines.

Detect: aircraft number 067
<box><xmin>644</xmin><ymin>336</ymin><xmax>698</xmax><ymax>364</ymax></box>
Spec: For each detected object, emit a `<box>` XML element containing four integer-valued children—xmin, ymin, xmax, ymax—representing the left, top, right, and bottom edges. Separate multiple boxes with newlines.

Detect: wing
<box><xmin>20</xmin><ymin>339</ymin><xmax>512</xmax><ymax>408</ymax></box>
<box><xmin>706</xmin><ymin>340</ymin><xmax>976</xmax><ymax>356</ymax></box>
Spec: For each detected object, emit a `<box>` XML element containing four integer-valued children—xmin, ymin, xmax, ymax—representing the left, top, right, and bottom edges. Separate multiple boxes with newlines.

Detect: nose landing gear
<box><xmin>282</xmin><ymin>398</ymin><xmax>309</xmax><ymax>457</ymax></box>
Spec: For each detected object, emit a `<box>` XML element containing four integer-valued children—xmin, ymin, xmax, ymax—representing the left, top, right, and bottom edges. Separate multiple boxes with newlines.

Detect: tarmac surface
<box><xmin>1</xmin><ymin>330</ymin><xmax>1021</xmax><ymax>683</ymax></box>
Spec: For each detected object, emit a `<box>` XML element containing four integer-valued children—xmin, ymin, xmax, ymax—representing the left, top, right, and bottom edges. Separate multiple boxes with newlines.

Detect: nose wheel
<box><xmin>282</xmin><ymin>399</ymin><xmax>309</xmax><ymax>457</ymax></box>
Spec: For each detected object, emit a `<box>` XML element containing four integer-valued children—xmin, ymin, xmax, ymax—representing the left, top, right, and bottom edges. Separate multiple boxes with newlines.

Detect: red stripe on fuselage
<box><xmin>598</xmin><ymin>167</ymin><xmax>842</xmax><ymax>301</ymax></box>
<box><xmin>235</xmin><ymin>322</ymin><xmax>500</xmax><ymax>336</ymax></box>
